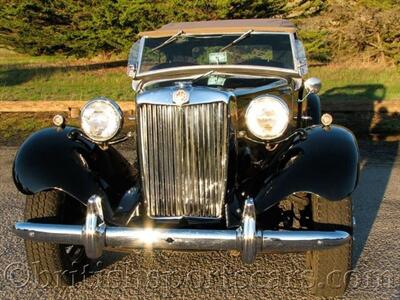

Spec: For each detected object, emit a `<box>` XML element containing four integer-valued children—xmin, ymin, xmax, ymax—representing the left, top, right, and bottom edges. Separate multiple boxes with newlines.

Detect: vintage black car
<box><xmin>13</xmin><ymin>19</ymin><xmax>358</xmax><ymax>297</ymax></box>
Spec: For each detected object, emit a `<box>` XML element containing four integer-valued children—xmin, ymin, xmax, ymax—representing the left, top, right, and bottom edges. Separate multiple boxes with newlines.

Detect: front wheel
<box><xmin>305</xmin><ymin>195</ymin><xmax>353</xmax><ymax>297</ymax></box>
<box><xmin>24</xmin><ymin>191</ymin><xmax>93</xmax><ymax>286</ymax></box>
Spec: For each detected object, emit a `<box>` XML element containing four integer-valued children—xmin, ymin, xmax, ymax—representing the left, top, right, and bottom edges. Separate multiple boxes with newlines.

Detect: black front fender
<box><xmin>255</xmin><ymin>125</ymin><xmax>359</xmax><ymax>214</ymax></box>
<box><xmin>13</xmin><ymin>127</ymin><xmax>135</xmax><ymax>208</ymax></box>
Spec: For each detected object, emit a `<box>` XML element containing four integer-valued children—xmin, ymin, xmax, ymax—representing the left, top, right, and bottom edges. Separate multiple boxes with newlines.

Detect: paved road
<box><xmin>0</xmin><ymin>140</ymin><xmax>399</xmax><ymax>299</ymax></box>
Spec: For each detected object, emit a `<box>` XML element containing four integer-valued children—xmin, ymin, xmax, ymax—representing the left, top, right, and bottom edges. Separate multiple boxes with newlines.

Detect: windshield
<box><xmin>137</xmin><ymin>33</ymin><xmax>294</xmax><ymax>73</ymax></box>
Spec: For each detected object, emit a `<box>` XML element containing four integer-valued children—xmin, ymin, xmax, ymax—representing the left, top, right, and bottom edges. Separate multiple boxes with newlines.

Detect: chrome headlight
<box><xmin>245</xmin><ymin>95</ymin><xmax>289</xmax><ymax>140</ymax></box>
<box><xmin>80</xmin><ymin>98</ymin><xmax>123</xmax><ymax>142</ymax></box>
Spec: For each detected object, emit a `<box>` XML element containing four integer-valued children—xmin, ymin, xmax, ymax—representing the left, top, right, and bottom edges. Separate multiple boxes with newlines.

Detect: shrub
<box><xmin>0</xmin><ymin>0</ymin><xmax>398</xmax><ymax>66</ymax></box>
<box><xmin>0</xmin><ymin>0</ymin><xmax>229</xmax><ymax>57</ymax></box>
<box><xmin>326</xmin><ymin>3</ymin><xmax>400</xmax><ymax>65</ymax></box>
<box><xmin>298</xmin><ymin>29</ymin><xmax>331</xmax><ymax>62</ymax></box>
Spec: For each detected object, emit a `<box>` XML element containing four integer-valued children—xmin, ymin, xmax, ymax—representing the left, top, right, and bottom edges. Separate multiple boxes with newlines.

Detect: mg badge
<box><xmin>173</xmin><ymin>89</ymin><xmax>189</xmax><ymax>106</ymax></box>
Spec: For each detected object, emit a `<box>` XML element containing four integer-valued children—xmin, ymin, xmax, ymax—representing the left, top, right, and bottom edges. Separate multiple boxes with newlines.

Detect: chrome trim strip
<box><xmin>137</xmin><ymin>65</ymin><xmax>299</xmax><ymax>81</ymax></box>
<box><xmin>135</xmin><ymin>32</ymin><xmax>297</xmax><ymax>79</ymax></box>
<box><xmin>14</xmin><ymin>194</ymin><xmax>351</xmax><ymax>263</ymax></box>
<box><xmin>136</xmin><ymin>37</ymin><xmax>145</xmax><ymax>77</ymax></box>
<box><xmin>289</xmin><ymin>33</ymin><xmax>299</xmax><ymax>76</ymax></box>
<box><xmin>14</xmin><ymin>223</ymin><xmax>82</xmax><ymax>244</ymax></box>
<box><xmin>106</xmin><ymin>227</ymin><xmax>239</xmax><ymax>250</ymax></box>
<box><xmin>141</xmin><ymin>73</ymin><xmax>285</xmax><ymax>92</ymax></box>
<box><xmin>239</xmin><ymin>198</ymin><xmax>257</xmax><ymax>264</ymax></box>
<box><xmin>14</xmin><ymin>225</ymin><xmax>350</xmax><ymax>261</ymax></box>
<box><xmin>137</xmin><ymin>85</ymin><xmax>232</xmax><ymax>105</ymax></box>
<box><xmin>82</xmin><ymin>195</ymin><xmax>106</xmax><ymax>258</ymax></box>
<box><xmin>13</xmin><ymin>195</ymin><xmax>351</xmax><ymax>263</ymax></box>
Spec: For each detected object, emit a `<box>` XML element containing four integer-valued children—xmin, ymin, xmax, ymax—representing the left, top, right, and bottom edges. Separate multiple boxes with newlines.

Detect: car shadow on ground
<box><xmin>321</xmin><ymin>84</ymin><xmax>399</xmax><ymax>265</ymax></box>
<box><xmin>351</xmin><ymin>140</ymin><xmax>398</xmax><ymax>264</ymax></box>
<box><xmin>322</xmin><ymin>84</ymin><xmax>386</xmax><ymax>102</ymax></box>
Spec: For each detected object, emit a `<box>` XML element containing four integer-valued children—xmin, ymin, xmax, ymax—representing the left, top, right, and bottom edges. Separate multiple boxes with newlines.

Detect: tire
<box><xmin>305</xmin><ymin>195</ymin><xmax>353</xmax><ymax>297</ymax></box>
<box><xmin>24</xmin><ymin>191</ymin><xmax>91</xmax><ymax>287</ymax></box>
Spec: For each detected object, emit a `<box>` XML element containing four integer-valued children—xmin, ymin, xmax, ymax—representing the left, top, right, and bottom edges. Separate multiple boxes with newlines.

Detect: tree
<box><xmin>0</xmin><ymin>0</ymin><xmax>230</xmax><ymax>57</ymax></box>
<box><xmin>227</xmin><ymin>0</ymin><xmax>286</xmax><ymax>18</ymax></box>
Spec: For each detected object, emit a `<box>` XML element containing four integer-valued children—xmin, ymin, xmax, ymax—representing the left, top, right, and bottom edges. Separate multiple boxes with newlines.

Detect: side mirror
<box><xmin>304</xmin><ymin>77</ymin><xmax>322</xmax><ymax>94</ymax></box>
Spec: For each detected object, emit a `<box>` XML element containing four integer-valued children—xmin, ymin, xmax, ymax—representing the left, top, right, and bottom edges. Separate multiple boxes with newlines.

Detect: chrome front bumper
<box><xmin>14</xmin><ymin>196</ymin><xmax>350</xmax><ymax>264</ymax></box>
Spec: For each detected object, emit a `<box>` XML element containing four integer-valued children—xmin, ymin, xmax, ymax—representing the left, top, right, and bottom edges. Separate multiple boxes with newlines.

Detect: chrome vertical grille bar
<box><xmin>138</xmin><ymin>102</ymin><xmax>228</xmax><ymax>218</ymax></box>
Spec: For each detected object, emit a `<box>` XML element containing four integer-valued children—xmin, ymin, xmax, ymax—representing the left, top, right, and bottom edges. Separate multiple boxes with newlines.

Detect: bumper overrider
<box><xmin>14</xmin><ymin>195</ymin><xmax>350</xmax><ymax>264</ymax></box>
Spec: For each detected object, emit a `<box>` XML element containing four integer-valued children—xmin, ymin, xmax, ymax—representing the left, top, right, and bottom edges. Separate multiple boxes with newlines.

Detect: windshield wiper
<box><xmin>220</xmin><ymin>29</ymin><xmax>253</xmax><ymax>52</ymax></box>
<box><xmin>151</xmin><ymin>30</ymin><xmax>184</xmax><ymax>52</ymax></box>
<box><xmin>191</xmin><ymin>71</ymin><xmax>215</xmax><ymax>84</ymax></box>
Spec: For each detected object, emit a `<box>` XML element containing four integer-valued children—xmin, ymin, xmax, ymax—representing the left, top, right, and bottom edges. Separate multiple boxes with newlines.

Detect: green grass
<box><xmin>309</xmin><ymin>65</ymin><xmax>400</xmax><ymax>102</ymax></box>
<box><xmin>0</xmin><ymin>66</ymin><xmax>133</xmax><ymax>101</ymax></box>
<box><xmin>0</xmin><ymin>113</ymin><xmax>58</xmax><ymax>145</ymax></box>
<box><xmin>0</xmin><ymin>49</ymin><xmax>399</xmax><ymax>102</ymax></box>
<box><xmin>0</xmin><ymin>48</ymin><xmax>66</xmax><ymax>66</ymax></box>
<box><xmin>0</xmin><ymin>49</ymin><xmax>132</xmax><ymax>101</ymax></box>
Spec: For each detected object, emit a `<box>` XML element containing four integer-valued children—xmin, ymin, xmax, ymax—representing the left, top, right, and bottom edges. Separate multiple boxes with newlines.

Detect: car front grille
<box><xmin>138</xmin><ymin>102</ymin><xmax>228</xmax><ymax>218</ymax></box>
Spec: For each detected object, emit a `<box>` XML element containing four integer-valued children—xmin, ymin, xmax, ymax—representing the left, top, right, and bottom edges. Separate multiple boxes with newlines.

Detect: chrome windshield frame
<box><xmin>133</xmin><ymin>31</ymin><xmax>302</xmax><ymax>81</ymax></box>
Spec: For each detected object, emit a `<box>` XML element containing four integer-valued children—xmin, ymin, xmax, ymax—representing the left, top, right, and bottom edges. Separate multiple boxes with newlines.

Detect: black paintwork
<box><xmin>13</xmin><ymin>127</ymin><xmax>136</xmax><ymax>219</ymax></box>
<box><xmin>254</xmin><ymin>125</ymin><xmax>359</xmax><ymax>214</ymax></box>
<box><xmin>296</xmin><ymin>85</ymin><xmax>304</xmax><ymax>128</ymax></box>
<box><xmin>306</xmin><ymin>93</ymin><xmax>322</xmax><ymax>125</ymax></box>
